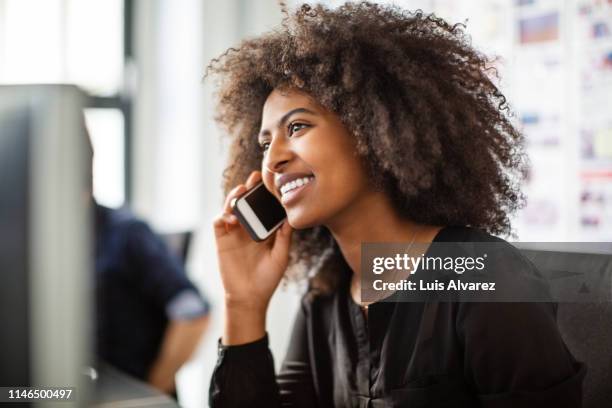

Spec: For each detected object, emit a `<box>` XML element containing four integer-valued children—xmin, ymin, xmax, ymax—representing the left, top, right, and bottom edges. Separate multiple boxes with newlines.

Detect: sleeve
<box><xmin>456</xmin><ymin>301</ymin><xmax>586</xmax><ymax>408</ymax></box>
<box><xmin>123</xmin><ymin>220</ymin><xmax>210</xmax><ymax>315</ymax></box>
<box><xmin>209</xmin><ymin>300</ymin><xmax>318</xmax><ymax>408</ymax></box>
<box><xmin>165</xmin><ymin>288</ymin><xmax>211</xmax><ymax>320</ymax></box>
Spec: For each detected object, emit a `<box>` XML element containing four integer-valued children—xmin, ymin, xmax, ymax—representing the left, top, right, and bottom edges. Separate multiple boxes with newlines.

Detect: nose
<box><xmin>263</xmin><ymin>134</ymin><xmax>292</xmax><ymax>173</ymax></box>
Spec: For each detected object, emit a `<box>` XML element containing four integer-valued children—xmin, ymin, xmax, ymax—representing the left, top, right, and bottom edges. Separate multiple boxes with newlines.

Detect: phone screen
<box><xmin>244</xmin><ymin>184</ymin><xmax>286</xmax><ymax>230</ymax></box>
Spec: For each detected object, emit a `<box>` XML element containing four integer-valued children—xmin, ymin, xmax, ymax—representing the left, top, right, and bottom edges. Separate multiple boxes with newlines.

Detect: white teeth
<box><xmin>280</xmin><ymin>176</ymin><xmax>314</xmax><ymax>196</ymax></box>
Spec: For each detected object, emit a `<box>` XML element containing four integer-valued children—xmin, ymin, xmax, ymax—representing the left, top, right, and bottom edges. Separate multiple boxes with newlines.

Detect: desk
<box><xmin>91</xmin><ymin>363</ymin><xmax>179</xmax><ymax>408</ymax></box>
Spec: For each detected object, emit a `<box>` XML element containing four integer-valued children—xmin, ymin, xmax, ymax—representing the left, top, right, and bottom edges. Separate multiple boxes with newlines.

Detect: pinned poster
<box><xmin>519</xmin><ymin>12</ymin><xmax>560</xmax><ymax>44</ymax></box>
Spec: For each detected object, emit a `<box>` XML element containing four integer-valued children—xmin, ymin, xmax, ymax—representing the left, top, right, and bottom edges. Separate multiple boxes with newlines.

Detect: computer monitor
<box><xmin>0</xmin><ymin>85</ymin><xmax>92</xmax><ymax>404</ymax></box>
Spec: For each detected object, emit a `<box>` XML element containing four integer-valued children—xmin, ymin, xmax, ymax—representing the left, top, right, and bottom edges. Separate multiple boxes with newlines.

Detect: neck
<box><xmin>326</xmin><ymin>191</ymin><xmax>421</xmax><ymax>278</ymax></box>
<box><xmin>325</xmin><ymin>191</ymin><xmax>443</xmax><ymax>305</ymax></box>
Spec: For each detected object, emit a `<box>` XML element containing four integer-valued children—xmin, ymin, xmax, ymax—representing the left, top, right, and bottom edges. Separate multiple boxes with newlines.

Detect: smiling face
<box><xmin>259</xmin><ymin>88</ymin><xmax>373</xmax><ymax>229</ymax></box>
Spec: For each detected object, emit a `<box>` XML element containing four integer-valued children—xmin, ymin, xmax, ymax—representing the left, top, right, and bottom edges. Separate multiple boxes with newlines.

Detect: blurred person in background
<box><xmin>206</xmin><ymin>2</ymin><xmax>585</xmax><ymax>407</ymax></box>
<box><xmin>88</xmin><ymin>122</ymin><xmax>210</xmax><ymax>396</ymax></box>
<box><xmin>94</xmin><ymin>202</ymin><xmax>210</xmax><ymax>396</ymax></box>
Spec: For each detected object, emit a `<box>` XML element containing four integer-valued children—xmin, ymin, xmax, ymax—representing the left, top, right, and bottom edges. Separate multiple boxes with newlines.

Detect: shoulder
<box><xmin>300</xmin><ymin>260</ymin><xmax>347</xmax><ymax>322</ymax></box>
<box><xmin>447</xmin><ymin>230</ymin><xmax>558</xmax><ymax>334</ymax></box>
<box><xmin>301</xmin><ymin>245</ymin><xmax>351</xmax><ymax>311</ymax></box>
<box><xmin>97</xmin><ymin>204</ymin><xmax>153</xmax><ymax>236</ymax></box>
<box><xmin>434</xmin><ymin>226</ymin><xmax>550</xmax><ymax>302</ymax></box>
<box><xmin>435</xmin><ymin>225</ymin><xmax>505</xmax><ymax>243</ymax></box>
<box><xmin>301</xmin><ymin>284</ymin><xmax>338</xmax><ymax>316</ymax></box>
<box><xmin>436</xmin><ymin>225</ymin><xmax>536</xmax><ymax>270</ymax></box>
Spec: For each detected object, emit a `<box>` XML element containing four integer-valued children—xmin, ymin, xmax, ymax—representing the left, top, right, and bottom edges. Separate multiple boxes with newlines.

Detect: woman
<box><xmin>206</xmin><ymin>2</ymin><xmax>585</xmax><ymax>407</ymax></box>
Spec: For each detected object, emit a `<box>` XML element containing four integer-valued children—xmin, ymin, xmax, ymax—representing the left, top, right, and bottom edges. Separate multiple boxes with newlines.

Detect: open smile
<box><xmin>280</xmin><ymin>175</ymin><xmax>315</xmax><ymax>205</ymax></box>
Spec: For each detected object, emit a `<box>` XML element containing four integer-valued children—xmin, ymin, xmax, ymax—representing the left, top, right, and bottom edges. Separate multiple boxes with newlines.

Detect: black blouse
<box><xmin>209</xmin><ymin>226</ymin><xmax>586</xmax><ymax>407</ymax></box>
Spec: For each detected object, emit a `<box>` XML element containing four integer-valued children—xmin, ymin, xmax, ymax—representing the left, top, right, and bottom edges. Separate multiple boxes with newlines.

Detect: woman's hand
<box><xmin>213</xmin><ymin>171</ymin><xmax>293</xmax><ymax>344</ymax></box>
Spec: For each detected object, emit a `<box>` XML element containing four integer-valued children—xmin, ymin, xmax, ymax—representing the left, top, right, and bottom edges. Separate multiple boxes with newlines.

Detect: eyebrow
<box><xmin>258</xmin><ymin>107</ymin><xmax>316</xmax><ymax>139</ymax></box>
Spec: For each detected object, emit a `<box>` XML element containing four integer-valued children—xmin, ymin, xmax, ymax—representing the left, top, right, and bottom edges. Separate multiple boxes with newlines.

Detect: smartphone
<box><xmin>231</xmin><ymin>181</ymin><xmax>287</xmax><ymax>242</ymax></box>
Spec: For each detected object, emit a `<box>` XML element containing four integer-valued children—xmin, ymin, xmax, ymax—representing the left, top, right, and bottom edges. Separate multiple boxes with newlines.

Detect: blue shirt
<box><xmin>94</xmin><ymin>204</ymin><xmax>209</xmax><ymax>380</ymax></box>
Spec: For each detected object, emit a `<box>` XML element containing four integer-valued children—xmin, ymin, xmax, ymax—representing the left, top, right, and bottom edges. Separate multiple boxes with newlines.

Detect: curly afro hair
<box><xmin>205</xmin><ymin>1</ymin><xmax>527</xmax><ymax>290</ymax></box>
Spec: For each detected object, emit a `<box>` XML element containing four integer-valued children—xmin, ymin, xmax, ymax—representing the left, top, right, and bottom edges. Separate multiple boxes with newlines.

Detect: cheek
<box><xmin>261</xmin><ymin>165</ymin><xmax>276</xmax><ymax>193</ymax></box>
<box><xmin>301</xmin><ymin>127</ymin><xmax>356</xmax><ymax>169</ymax></box>
<box><xmin>306</xmin><ymin>144</ymin><xmax>369</xmax><ymax>204</ymax></box>
<box><xmin>307</xmin><ymin>136</ymin><xmax>366</xmax><ymax>188</ymax></box>
<box><xmin>284</xmin><ymin>149</ymin><xmax>369</xmax><ymax>228</ymax></box>
<box><xmin>324</xmin><ymin>159</ymin><xmax>367</xmax><ymax>201</ymax></box>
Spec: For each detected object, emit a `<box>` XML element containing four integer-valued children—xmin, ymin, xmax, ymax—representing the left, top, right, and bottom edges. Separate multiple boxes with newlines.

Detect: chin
<box><xmin>286</xmin><ymin>209</ymin><xmax>321</xmax><ymax>230</ymax></box>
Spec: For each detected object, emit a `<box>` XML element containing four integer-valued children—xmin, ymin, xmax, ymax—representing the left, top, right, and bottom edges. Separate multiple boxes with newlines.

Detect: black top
<box><xmin>94</xmin><ymin>204</ymin><xmax>210</xmax><ymax>380</ymax></box>
<box><xmin>209</xmin><ymin>226</ymin><xmax>586</xmax><ymax>407</ymax></box>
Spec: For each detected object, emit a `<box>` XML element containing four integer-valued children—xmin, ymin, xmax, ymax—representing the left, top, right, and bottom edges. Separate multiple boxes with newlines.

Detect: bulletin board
<box><xmin>400</xmin><ymin>0</ymin><xmax>612</xmax><ymax>241</ymax></box>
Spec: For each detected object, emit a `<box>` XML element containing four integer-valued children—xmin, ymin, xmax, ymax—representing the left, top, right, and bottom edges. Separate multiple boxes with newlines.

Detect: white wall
<box><xmin>131</xmin><ymin>1</ymin><xmax>301</xmax><ymax>406</ymax></box>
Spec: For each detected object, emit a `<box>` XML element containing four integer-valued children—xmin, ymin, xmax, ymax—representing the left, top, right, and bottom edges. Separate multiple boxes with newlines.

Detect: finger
<box><xmin>245</xmin><ymin>170</ymin><xmax>262</xmax><ymax>190</ymax></box>
<box><xmin>213</xmin><ymin>215</ymin><xmax>229</xmax><ymax>236</ymax></box>
<box><xmin>223</xmin><ymin>184</ymin><xmax>247</xmax><ymax>214</ymax></box>
<box><xmin>223</xmin><ymin>185</ymin><xmax>243</xmax><ymax>211</ymax></box>
<box><xmin>225</xmin><ymin>213</ymin><xmax>238</xmax><ymax>224</ymax></box>
<box><xmin>213</xmin><ymin>213</ymin><xmax>239</xmax><ymax>235</ymax></box>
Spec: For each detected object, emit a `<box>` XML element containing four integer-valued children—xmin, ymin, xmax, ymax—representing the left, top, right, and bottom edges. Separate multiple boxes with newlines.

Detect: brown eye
<box><xmin>260</xmin><ymin>141</ymin><xmax>271</xmax><ymax>152</ymax></box>
<box><xmin>288</xmin><ymin>122</ymin><xmax>308</xmax><ymax>136</ymax></box>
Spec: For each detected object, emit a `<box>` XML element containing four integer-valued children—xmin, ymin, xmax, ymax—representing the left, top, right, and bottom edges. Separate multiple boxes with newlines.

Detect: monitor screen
<box><xmin>0</xmin><ymin>103</ymin><xmax>31</xmax><ymax>385</ymax></box>
<box><xmin>0</xmin><ymin>85</ymin><xmax>92</xmax><ymax>399</ymax></box>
